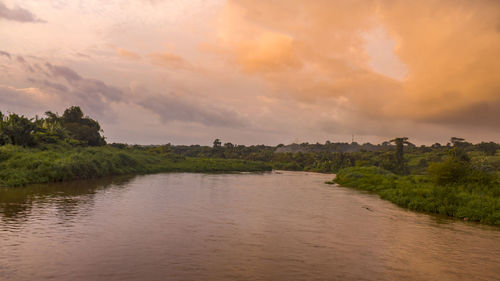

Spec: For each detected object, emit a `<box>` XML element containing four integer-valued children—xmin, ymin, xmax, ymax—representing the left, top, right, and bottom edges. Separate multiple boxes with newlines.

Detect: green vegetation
<box><xmin>1</xmin><ymin>106</ymin><xmax>499</xmax><ymax>226</ymax></box>
<box><xmin>1</xmin><ymin>106</ymin><xmax>106</xmax><ymax>147</ymax></box>
<box><xmin>162</xmin><ymin>139</ymin><xmax>500</xmax><ymax>177</ymax></box>
<box><xmin>332</xmin><ymin>150</ymin><xmax>500</xmax><ymax>225</ymax></box>
<box><xmin>0</xmin><ymin>144</ymin><xmax>271</xmax><ymax>187</ymax></box>
<box><xmin>0</xmin><ymin>106</ymin><xmax>271</xmax><ymax>187</ymax></box>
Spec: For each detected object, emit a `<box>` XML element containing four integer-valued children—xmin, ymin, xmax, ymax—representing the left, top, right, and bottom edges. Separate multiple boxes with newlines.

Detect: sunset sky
<box><xmin>1</xmin><ymin>0</ymin><xmax>499</xmax><ymax>145</ymax></box>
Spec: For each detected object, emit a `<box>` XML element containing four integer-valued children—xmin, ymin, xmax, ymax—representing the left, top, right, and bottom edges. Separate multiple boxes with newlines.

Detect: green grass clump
<box><xmin>333</xmin><ymin>166</ymin><xmax>500</xmax><ymax>225</ymax></box>
<box><xmin>0</xmin><ymin>144</ymin><xmax>271</xmax><ymax>187</ymax></box>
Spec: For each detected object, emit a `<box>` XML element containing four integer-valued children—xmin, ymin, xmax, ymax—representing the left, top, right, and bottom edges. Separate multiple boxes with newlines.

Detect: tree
<box><xmin>450</xmin><ymin>137</ymin><xmax>465</xmax><ymax>146</ymax></box>
<box><xmin>450</xmin><ymin>137</ymin><xmax>471</xmax><ymax>149</ymax></box>
<box><xmin>389</xmin><ymin>137</ymin><xmax>412</xmax><ymax>175</ymax></box>
<box><xmin>477</xmin><ymin>142</ymin><xmax>499</xmax><ymax>156</ymax></box>
<box><xmin>0</xmin><ymin>111</ymin><xmax>7</xmax><ymax>145</ymax></box>
<box><xmin>431</xmin><ymin>142</ymin><xmax>441</xmax><ymax>148</ymax></box>
<box><xmin>213</xmin><ymin>139</ymin><xmax>221</xmax><ymax>148</ymax></box>
<box><xmin>61</xmin><ymin>106</ymin><xmax>106</xmax><ymax>146</ymax></box>
<box><xmin>62</xmin><ymin>106</ymin><xmax>84</xmax><ymax>123</ymax></box>
<box><xmin>1</xmin><ymin>113</ymin><xmax>36</xmax><ymax>147</ymax></box>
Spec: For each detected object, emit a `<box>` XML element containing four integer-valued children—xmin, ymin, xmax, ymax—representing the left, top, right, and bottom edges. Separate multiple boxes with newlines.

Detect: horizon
<box><xmin>1</xmin><ymin>0</ymin><xmax>499</xmax><ymax>146</ymax></box>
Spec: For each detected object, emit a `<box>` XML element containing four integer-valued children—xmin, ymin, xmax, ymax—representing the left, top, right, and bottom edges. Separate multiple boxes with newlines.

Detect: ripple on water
<box><xmin>0</xmin><ymin>172</ymin><xmax>499</xmax><ymax>281</ymax></box>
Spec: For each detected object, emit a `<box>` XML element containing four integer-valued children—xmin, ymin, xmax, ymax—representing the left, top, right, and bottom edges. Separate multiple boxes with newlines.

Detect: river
<box><xmin>1</xmin><ymin>171</ymin><xmax>499</xmax><ymax>281</ymax></box>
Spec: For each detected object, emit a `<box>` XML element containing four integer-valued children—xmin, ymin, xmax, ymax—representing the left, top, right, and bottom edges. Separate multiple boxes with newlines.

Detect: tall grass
<box><xmin>333</xmin><ymin>166</ymin><xmax>500</xmax><ymax>225</ymax></box>
<box><xmin>0</xmin><ymin>144</ymin><xmax>272</xmax><ymax>187</ymax></box>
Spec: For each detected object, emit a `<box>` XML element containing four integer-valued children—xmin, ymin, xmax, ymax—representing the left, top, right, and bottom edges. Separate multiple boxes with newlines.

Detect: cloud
<box><xmin>0</xmin><ymin>50</ymin><xmax>11</xmax><ymax>59</ymax></box>
<box><xmin>116</xmin><ymin>48</ymin><xmax>141</xmax><ymax>60</ymax></box>
<box><xmin>232</xmin><ymin>31</ymin><xmax>301</xmax><ymax>73</ymax></box>
<box><xmin>0</xmin><ymin>2</ymin><xmax>45</xmax><ymax>23</ymax></box>
<box><xmin>45</xmin><ymin>63</ymin><xmax>82</xmax><ymax>82</ymax></box>
<box><xmin>27</xmin><ymin>78</ymin><xmax>68</xmax><ymax>92</ymax></box>
<box><xmin>216</xmin><ymin>0</ymin><xmax>500</xmax><ymax>129</ymax></box>
<box><xmin>0</xmin><ymin>85</ymin><xmax>53</xmax><ymax>111</ymax></box>
<box><xmin>4</xmin><ymin>54</ymin><xmax>249</xmax><ymax>130</ymax></box>
<box><xmin>134</xmin><ymin>91</ymin><xmax>248</xmax><ymax>128</ymax></box>
<box><xmin>148</xmin><ymin>51</ymin><xmax>192</xmax><ymax>70</ymax></box>
<box><xmin>1</xmin><ymin>1</ymin><xmax>499</xmax><ymax>144</ymax></box>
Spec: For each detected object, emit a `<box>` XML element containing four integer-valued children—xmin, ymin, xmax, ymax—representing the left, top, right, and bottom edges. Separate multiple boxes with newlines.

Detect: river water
<box><xmin>0</xmin><ymin>171</ymin><xmax>499</xmax><ymax>281</ymax></box>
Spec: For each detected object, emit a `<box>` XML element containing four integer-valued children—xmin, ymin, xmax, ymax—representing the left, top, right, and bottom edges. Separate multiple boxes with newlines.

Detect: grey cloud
<box><xmin>36</xmin><ymin>63</ymin><xmax>122</xmax><ymax>103</ymax></box>
<box><xmin>15</xmin><ymin>55</ymin><xmax>36</xmax><ymax>72</ymax></box>
<box><xmin>135</xmin><ymin>93</ymin><xmax>248</xmax><ymax>128</ymax></box>
<box><xmin>7</xmin><ymin>54</ymin><xmax>249</xmax><ymax>129</ymax></box>
<box><xmin>43</xmin><ymin>80</ymin><xmax>68</xmax><ymax>92</ymax></box>
<box><xmin>77</xmin><ymin>79</ymin><xmax>122</xmax><ymax>102</ymax></box>
<box><xmin>0</xmin><ymin>85</ymin><xmax>42</xmax><ymax>110</ymax></box>
<box><xmin>0</xmin><ymin>85</ymin><xmax>24</xmax><ymax>105</ymax></box>
<box><xmin>36</xmin><ymin>63</ymin><xmax>124</xmax><ymax>119</ymax></box>
<box><xmin>0</xmin><ymin>2</ymin><xmax>45</xmax><ymax>23</ymax></box>
<box><xmin>37</xmin><ymin>61</ymin><xmax>247</xmax><ymax>128</ymax></box>
<box><xmin>45</xmin><ymin>63</ymin><xmax>82</xmax><ymax>81</ymax></box>
<box><xmin>421</xmin><ymin>100</ymin><xmax>500</xmax><ymax>128</ymax></box>
<box><xmin>0</xmin><ymin>50</ymin><xmax>11</xmax><ymax>59</ymax></box>
<box><xmin>28</xmin><ymin>78</ymin><xmax>68</xmax><ymax>92</ymax></box>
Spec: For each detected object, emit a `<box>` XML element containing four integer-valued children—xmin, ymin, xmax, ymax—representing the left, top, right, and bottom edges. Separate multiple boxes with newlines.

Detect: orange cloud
<box><xmin>378</xmin><ymin>0</ymin><xmax>500</xmax><ymax>123</ymax></box>
<box><xmin>116</xmin><ymin>48</ymin><xmax>141</xmax><ymax>60</ymax></box>
<box><xmin>216</xmin><ymin>0</ymin><xmax>500</xmax><ymax>127</ymax></box>
<box><xmin>235</xmin><ymin>31</ymin><xmax>300</xmax><ymax>73</ymax></box>
<box><xmin>148</xmin><ymin>51</ymin><xmax>192</xmax><ymax>70</ymax></box>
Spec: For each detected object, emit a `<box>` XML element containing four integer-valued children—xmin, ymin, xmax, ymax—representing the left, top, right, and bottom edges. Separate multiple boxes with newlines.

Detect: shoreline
<box><xmin>331</xmin><ymin>166</ymin><xmax>500</xmax><ymax>226</ymax></box>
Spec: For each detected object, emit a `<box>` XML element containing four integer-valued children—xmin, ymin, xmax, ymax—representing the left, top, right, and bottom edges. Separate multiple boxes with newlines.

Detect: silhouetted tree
<box><xmin>477</xmin><ymin>142</ymin><xmax>499</xmax><ymax>156</ymax></box>
<box><xmin>213</xmin><ymin>139</ymin><xmax>221</xmax><ymax>148</ymax></box>
<box><xmin>389</xmin><ymin>137</ymin><xmax>412</xmax><ymax>175</ymax></box>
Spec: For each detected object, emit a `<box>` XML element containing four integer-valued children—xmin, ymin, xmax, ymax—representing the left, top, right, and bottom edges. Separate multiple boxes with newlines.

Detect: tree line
<box><xmin>123</xmin><ymin>137</ymin><xmax>499</xmax><ymax>176</ymax></box>
<box><xmin>0</xmin><ymin>106</ymin><xmax>105</xmax><ymax>147</ymax></box>
<box><xmin>1</xmin><ymin>106</ymin><xmax>498</xmax><ymax>177</ymax></box>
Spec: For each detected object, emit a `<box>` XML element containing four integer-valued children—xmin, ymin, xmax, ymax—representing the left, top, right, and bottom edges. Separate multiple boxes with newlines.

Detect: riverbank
<box><xmin>330</xmin><ymin>166</ymin><xmax>500</xmax><ymax>225</ymax></box>
<box><xmin>0</xmin><ymin>144</ymin><xmax>272</xmax><ymax>187</ymax></box>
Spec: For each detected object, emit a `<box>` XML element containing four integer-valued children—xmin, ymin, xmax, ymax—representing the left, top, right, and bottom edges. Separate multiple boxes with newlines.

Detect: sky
<box><xmin>1</xmin><ymin>0</ymin><xmax>499</xmax><ymax>145</ymax></box>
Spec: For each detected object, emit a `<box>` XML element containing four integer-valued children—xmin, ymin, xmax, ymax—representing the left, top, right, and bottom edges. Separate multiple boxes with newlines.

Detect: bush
<box><xmin>332</xmin><ymin>166</ymin><xmax>500</xmax><ymax>225</ymax></box>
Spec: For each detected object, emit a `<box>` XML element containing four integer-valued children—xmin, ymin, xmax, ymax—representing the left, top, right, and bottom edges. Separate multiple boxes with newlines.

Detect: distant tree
<box><xmin>389</xmin><ymin>137</ymin><xmax>412</xmax><ymax>175</ymax></box>
<box><xmin>0</xmin><ymin>111</ymin><xmax>7</xmax><ymax>145</ymax></box>
<box><xmin>213</xmin><ymin>138</ymin><xmax>221</xmax><ymax>148</ymax></box>
<box><xmin>477</xmin><ymin>142</ymin><xmax>499</xmax><ymax>156</ymax></box>
<box><xmin>431</xmin><ymin>143</ymin><xmax>441</xmax><ymax>148</ymax></box>
<box><xmin>450</xmin><ymin>137</ymin><xmax>465</xmax><ymax>146</ymax></box>
<box><xmin>450</xmin><ymin>137</ymin><xmax>471</xmax><ymax>149</ymax></box>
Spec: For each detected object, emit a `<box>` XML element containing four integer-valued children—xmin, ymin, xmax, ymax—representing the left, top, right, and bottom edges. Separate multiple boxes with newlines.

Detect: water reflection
<box><xmin>0</xmin><ymin>176</ymin><xmax>135</xmax><ymax>225</ymax></box>
<box><xmin>0</xmin><ymin>172</ymin><xmax>499</xmax><ymax>281</ymax></box>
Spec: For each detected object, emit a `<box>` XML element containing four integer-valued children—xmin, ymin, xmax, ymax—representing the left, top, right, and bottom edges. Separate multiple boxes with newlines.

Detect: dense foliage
<box><xmin>333</xmin><ymin>158</ymin><xmax>500</xmax><ymax>225</ymax></box>
<box><xmin>1</xmin><ymin>107</ymin><xmax>499</xmax><ymax>226</ymax></box>
<box><xmin>0</xmin><ymin>106</ymin><xmax>105</xmax><ymax>147</ymax></box>
<box><xmin>157</xmin><ymin>139</ymin><xmax>500</xmax><ymax>177</ymax></box>
<box><xmin>0</xmin><ymin>144</ymin><xmax>271</xmax><ymax>187</ymax></box>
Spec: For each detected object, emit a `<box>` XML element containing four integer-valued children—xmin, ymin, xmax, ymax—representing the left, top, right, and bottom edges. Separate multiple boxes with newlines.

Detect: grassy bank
<box><xmin>0</xmin><ymin>144</ymin><xmax>272</xmax><ymax>187</ymax></box>
<box><xmin>331</xmin><ymin>166</ymin><xmax>500</xmax><ymax>225</ymax></box>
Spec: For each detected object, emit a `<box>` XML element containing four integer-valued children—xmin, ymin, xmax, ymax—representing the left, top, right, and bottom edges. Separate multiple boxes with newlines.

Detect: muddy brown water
<box><xmin>1</xmin><ymin>171</ymin><xmax>499</xmax><ymax>281</ymax></box>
